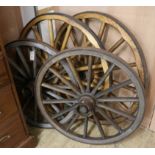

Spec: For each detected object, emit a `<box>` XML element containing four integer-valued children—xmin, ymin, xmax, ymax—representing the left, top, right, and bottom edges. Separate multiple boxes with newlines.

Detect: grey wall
<box><xmin>20</xmin><ymin>6</ymin><xmax>35</xmax><ymax>26</ymax></box>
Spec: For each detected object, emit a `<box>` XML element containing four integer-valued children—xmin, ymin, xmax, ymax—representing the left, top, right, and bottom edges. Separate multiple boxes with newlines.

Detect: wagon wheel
<box><xmin>54</xmin><ymin>11</ymin><xmax>148</xmax><ymax>124</ymax></box>
<box><xmin>20</xmin><ymin>12</ymin><xmax>110</xmax><ymax>89</ymax></box>
<box><xmin>74</xmin><ymin>11</ymin><xmax>148</xmax><ymax>124</ymax></box>
<box><xmin>35</xmin><ymin>48</ymin><xmax>145</xmax><ymax>144</ymax></box>
<box><xmin>5</xmin><ymin>40</ymin><xmax>58</xmax><ymax>128</ymax></box>
<box><xmin>55</xmin><ymin>11</ymin><xmax>148</xmax><ymax>89</ymax></box>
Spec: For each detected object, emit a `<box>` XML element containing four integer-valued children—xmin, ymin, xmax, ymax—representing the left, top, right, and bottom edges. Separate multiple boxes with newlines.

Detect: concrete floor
<box><xmin>30</xmin><ymin>126</ymin><xmax>155</xmax><ymax>148</ymax></box>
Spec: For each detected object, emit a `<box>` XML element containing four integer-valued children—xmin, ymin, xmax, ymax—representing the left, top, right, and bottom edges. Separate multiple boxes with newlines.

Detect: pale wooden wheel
<box><xmin>55</xmin><ymin>11</ymin><xmax>148</xmax><ymax>89</ymax></box>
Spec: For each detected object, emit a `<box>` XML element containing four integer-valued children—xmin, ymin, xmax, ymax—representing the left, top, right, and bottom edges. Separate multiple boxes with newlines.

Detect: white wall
<box><xmin>20</xmin><ymin>6</ymin><xmax>35</xmax><ymax>26</ymax></box>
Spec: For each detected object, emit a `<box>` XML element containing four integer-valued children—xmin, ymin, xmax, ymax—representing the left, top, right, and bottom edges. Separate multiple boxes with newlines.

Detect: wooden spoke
<box><xmin>97</xmin><ymin>103</ymin><xmax>135</xmax><ymax>121</ymax></box>
<box><xmin>83</xmin><ymin>116</ymin><xmax>88</xmax><ymax>138</ymax></box>
<box><xmin>76</xmin><ymin>62</ymin><xmax>136</xmax><ymax>72</ymax></box>
<box><xmin>128</xmin><ymin>62</ymin><xmax>136</xmax><ymax>68</ymax></box>
<box><xmin>113</xmin><ymin>62</ymin><xmax>136</xmax><ymax>71</ymax></box>
<box><xmin>92</xmin><ymin>111</ymin><xmax>105</xmax><ymax>138</ymax></box>
<box><xmin>48</xmin><ymin>20</ymin><xmax>55</xmax><ymax>47</ymax></box>
<box><xmin>59</xmin><ymin>59</ymin><xmax>77</xmax><ymax>84</ymax></box>
<box><xmin>97</xmin><ymin>97</ymin><xmax>139</xmax><ymax>102</ymax></box>
<box><xmin>77</xmin><ymin>64</ymin><xmax>102</xmax><ymax>71</ymax></box>
<box><xmin>44</xmin><ymin>91</ymin><xmax>74</xmax><ymax>106</ymax></box>
<box><xmin>51</xmin><ymin>104</ymin><xmax>60</xmax><ymax>113</ymax></box>
<box><xmin>86</xmin><ymin>56</ymin><xmax>93</xmax><ymax>92</ymax></box>
<box><xmin>110</xmin><ymin>93</ymin><xmax>130</xmax><ymax>110</ymax></box>
<box><xmin>91</xmin><ymin>64</ymin><xmax>115</xmax><ymax>95</ymax></box>
<box><xmin>44</xmin><ymin>91</ymin><xmax>63</xmax><ymax>99</ymax></box>
<box><xmin>43</xmin><ymin>99</ymin><xmax>78</xmax><ymax>104</ymax></box>
<box><xmin>41</xmin><ymin>83</ymin><xmax>77</xmax><ymax>98</ymax></box>
<box><xmin>8</xmin><ymin>58</ymin><xmax>28</xmax><ymax>79</ymax></box>
<box><xmin>52</xmin><ymin>104</ymin><xmax>78</xmax><ymax>119</ymax></box>
<box><xmin>51</xmin><ymin>85</ymin><xmax>70</xmax><ymax>89</ymax></box>
<box><xmin>81</xmin><ymin>34</ymin><xmax>87</xmax><ymax>47</ymax></box>
<box><xmin>108</xmin><ymin>38</ymin><xmax>125</xmax><ymax>53</ymax></box>
<box><xmin>32</xmin><ymin>26</ymin><xmax>42</xmax><ymax>41</ymax></box>
<box><xmin>49</xmin><ymin>67</ymin><xmax>80</xmax><ymax>95</ymax></box>
<box><xmin>82</xmin><ymin>19</ymin><xmax>88</xmax><ymax>47</ymax></box>
<box><xmin>66</xmin><ymin>58</ymin><xmax>85</xmax><ymax>93</ymax></box>
<box><xmin>66</xmin><ymin>113</ymin><xmax>79</xmax><ymax>131</ymax></box>
<box><xmin>101</xmin><ymin>24</ymin><xmax>109</xmax><ymax>44</ymax></box>
<box><xmin>70</xmin><ymin>31</ymin><xmax>79</xmax><ymax>47</ymax></box>
<box><xmin>61</xmin><ymin>25</ymin><xmax>72</xmax><ymax>51</ymax></box>
<box><xmin>16</xmin><ymin>47</ymin><xmax>31</xmax><ymax>77</ymax></box>
<box><xmin>113</xmin><ymin>80</ymin><xmax>136</xmax><ymax>93</ymax></box>
<box><xmin>98</xmin><ymin>22</ymin><xmax>106</xmax><ymax>39</ymax></box>
<box><xmin>97</xmin><ymin>108</ymin><xmax>122</xmax><ymax>133</ymax></box>
<box><xmin>96</xmin><ymin>79</ymin><xmax>132</xmax><ymax>98</ymax></box>
<box><xmin>78</xmin><ymin>19</ymin><xmax>88</xmax><ymax>47</ymax></box>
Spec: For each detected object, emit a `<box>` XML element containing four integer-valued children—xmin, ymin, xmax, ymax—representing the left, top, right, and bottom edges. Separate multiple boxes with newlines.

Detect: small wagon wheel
<box><xmin>20</xmin><ymin>12</ymin><xmax>110</xmax><ymax>89</ymax></box>
<box><xmin>35</xmin><ymin>48</ymin><xmax>145</xmax><ymax>144</ymax></box>
<box><xmin>5</xmin><ymin>40</ymin><xmax>56</xmax><ymax>128</ymax></box>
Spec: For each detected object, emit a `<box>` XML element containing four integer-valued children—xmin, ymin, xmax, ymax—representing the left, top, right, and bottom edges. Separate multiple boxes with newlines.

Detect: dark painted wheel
<box><xmin>35</xmin><ymin>48</ymin><xmax>145</xmax><ymax>144</ymax></box>
<box><xmin>5</xmin><ymin>39</ymin><xmax>58</xmax><ymax>128</ymax></box>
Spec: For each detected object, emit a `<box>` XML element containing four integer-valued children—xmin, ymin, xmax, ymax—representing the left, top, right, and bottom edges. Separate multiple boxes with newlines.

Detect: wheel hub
<box><xmin>22</xmin><ymin>81</ymin><xmax>34</xmax><ymax>97</ymax></box>
<box><xmin>78</xmin><ymin>95</ymin><xmax>95</xmax><ymax>115</ymax></box>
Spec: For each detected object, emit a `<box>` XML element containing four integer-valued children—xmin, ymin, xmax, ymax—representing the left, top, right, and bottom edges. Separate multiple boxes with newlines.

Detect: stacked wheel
<box><xmin>5</xmin><ymin>11</ymin><xmax>148</xmax><ymax>144</ymax></box>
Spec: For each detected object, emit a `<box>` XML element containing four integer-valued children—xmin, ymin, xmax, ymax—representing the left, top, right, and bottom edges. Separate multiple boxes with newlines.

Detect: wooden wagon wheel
<box><xmin>55</xmin><ymin>11</ymin><xmax>148</xmax><ymax>89</ymax></box>
<box><xmin>5</xmin><ymin>40</ymin><xmax>57</xmax><ymax>128</ymax></box>
<box><xmin>54</xmin><ymin>11</ymin><xmax>148</xmax><ymax>124</ymax></box>
<box><xmin>20</xmin><ymin>12</ymin><xmax>110</xmax><ymax>89</ymax></box>
<box><xmin>35</xmin><ymin>48</ymin><xmax>145</xmax><ymax>144</ymax></box>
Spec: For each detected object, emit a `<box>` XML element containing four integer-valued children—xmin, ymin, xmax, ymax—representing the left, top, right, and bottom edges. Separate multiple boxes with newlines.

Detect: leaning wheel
<box><xmin>20</xmin><ymin>12</ymin><xmax>111</xmax><ymax>89</ymax></box>
<box><xmin>35</xmin><ymin>48</ymin><xmax>145</xmax><ymax>144</ymax></box>
<box><xmin>5</xmin><ymin>40</ymin><xmax>58</xmax><ymax>128</ymax></box>
<box><xmin>55</xmin><ymin>11</ymin><xmax>148</xmax><ymax>124</ymax></box>
<box><xmin>56</xmin><ymin>11</ymin><xmax>148</xmax><ymax>89</ymax></box>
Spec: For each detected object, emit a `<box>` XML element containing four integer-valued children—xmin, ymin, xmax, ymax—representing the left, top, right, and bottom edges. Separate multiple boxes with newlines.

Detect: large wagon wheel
<box><xmin>35</xmin><ymin>48</ymin><xmax>145</xmax><ymax>144</ymax></box>
<box><xmin>5</xmin><ymin>40</ymin><xmax>58</xmax><ymax>128</ymax></box>
<box><xmin>54</xmin><ymin>11</ymin><xmax>148</xmax><ymax>124</ymax></box>
<box><xmin>20</xmin><ymin>12</ymin><xmax>110</xmax><ymax>89</ymax></box>
<box><xmin>55</xmin><ymin>11</ymin><xmax>148</xmax><ymax>89</ymax></box>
